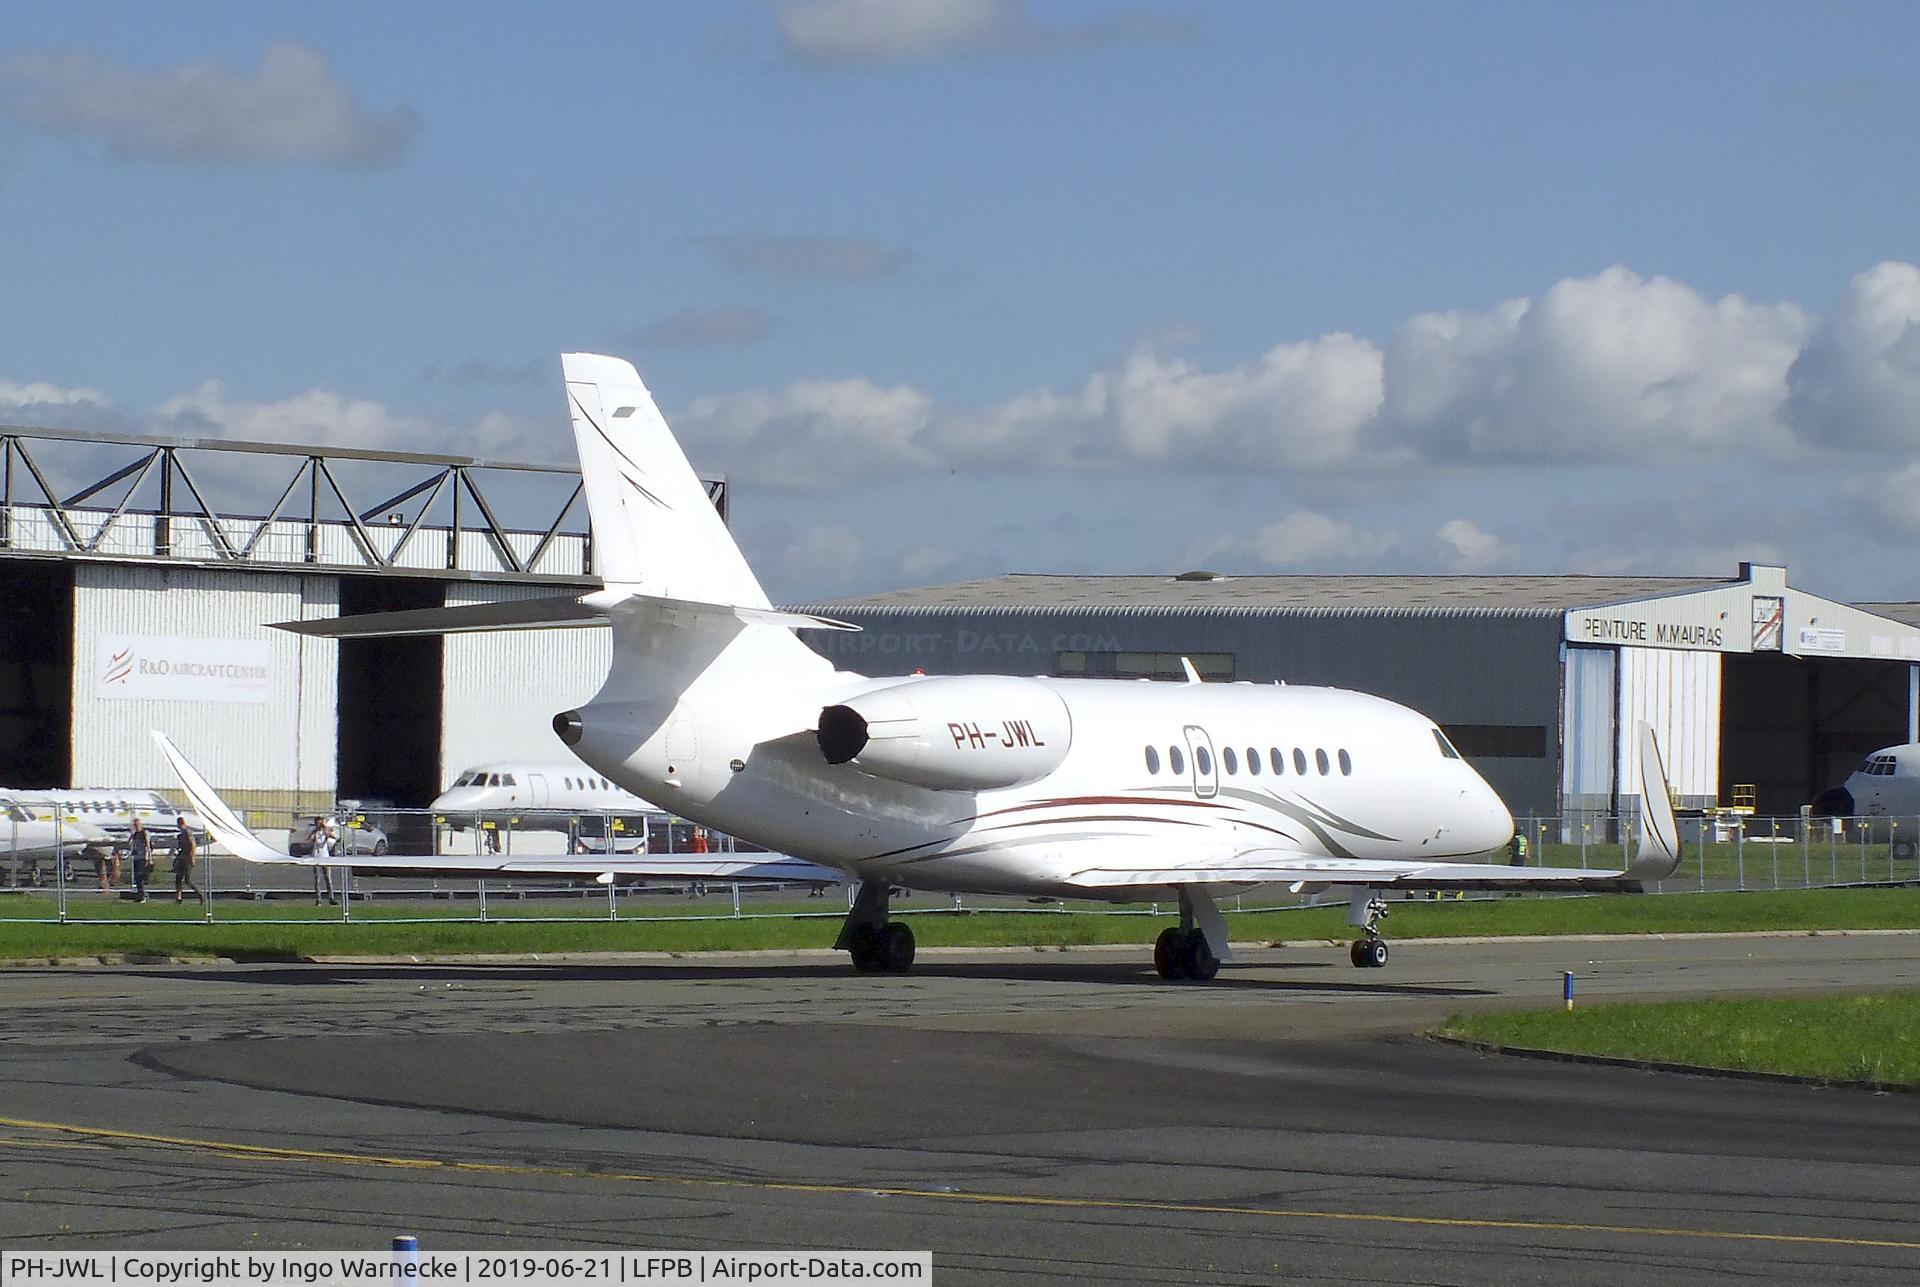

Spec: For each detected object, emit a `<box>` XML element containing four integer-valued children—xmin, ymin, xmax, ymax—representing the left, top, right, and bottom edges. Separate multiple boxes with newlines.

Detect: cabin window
<box><xmin>1222</xmin><ymin>747</ymin><xmax>1238</xmax><ymax>775</ymax></box>
<box><xmin>1338</xmin><ymin>749</ymin><xmax>1352</xmax><ymax>776</ymax></box>
<box><xmin>1195</xmin><ymin>746</ymin><xmax>1213</xmax><ymax>776</ymax></box>
<box><xmin>1270</xmin><ymin>747</ymin><xmax>1284</xmax><ymax>775</ymax></box>
<box><xmin>1433</xmin><ymin>729</ymin><xmax>1462</xmax><ymax>760</ymax></box>
<box><xmin>502</xmin><ymin>774</ymin><xmax>517</xmax><ymax>786</ymax></box>
<box><xmin>1293</xmin><ymin>748</ymin><xmax>1308</xmax><ymax>775</ymax></box>
<box><xmin>1144</xmin><ymin>746</ymin><xmax>1161</xmax><ymax>774</ymax></box>
<box><xmin>1315</xmin><ymin>748</ymin><xmax>1330</xmax><ymax>775</ymax></box>
<box><xmin>1169</xmin><ymin>746</ymin><xmax>1185</xmax><ymax>775</ymax></box>
<box><xmin>1246</xmin><ymin>747</ymin><xmax>1260</xmax><ymax>776</ymax></box>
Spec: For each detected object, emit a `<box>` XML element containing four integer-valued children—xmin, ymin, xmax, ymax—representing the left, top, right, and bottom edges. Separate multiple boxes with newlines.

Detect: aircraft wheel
<box><xmin>1364</xmin><ymin>938</ymin><xmax>1390</xmax><ymax>969</ymax></box>
<box><xmin>1154</xmin><ymin>927</ymin><xmax>1189</xmax><ymax>979</ymax></box>
<box><xmin>1185</xmin><ymin>930</ymin><xmax>1220</xmax><ymax>982</ymax></box>
<box><xmin>877</xmin><ymin>922</ymin><xmax>916</xmax><ymax>973</ymax></box>
<box><xmin>1349</xmin><ymin>940</ymin><xmax>1369</xmax><ymax>968</ymax></box>
<box><xmin>847</xmin><ymin>924</ymin><xmax>881</xmax><ymax>973</ymax></box>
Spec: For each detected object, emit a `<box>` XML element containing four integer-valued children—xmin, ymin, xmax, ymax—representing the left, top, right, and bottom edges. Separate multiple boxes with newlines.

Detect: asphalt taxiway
<box><xmin>3</xmin><ymin>933</ymin><xmax>1919</xmax><ymax>1284</ymax></box>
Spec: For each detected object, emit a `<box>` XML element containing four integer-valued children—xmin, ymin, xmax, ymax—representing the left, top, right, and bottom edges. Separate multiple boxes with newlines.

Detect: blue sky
<box><xmin>3</xmin><ymin>1</ymin><xmax>1918</xmax><ymax>602</ymax></box>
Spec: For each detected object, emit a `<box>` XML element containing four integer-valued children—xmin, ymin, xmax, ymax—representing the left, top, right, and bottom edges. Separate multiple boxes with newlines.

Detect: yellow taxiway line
<box><xmin>3</xmin><ymin>1115</ymin><xmax>1917</xmax><ymax>1253</ymax></box>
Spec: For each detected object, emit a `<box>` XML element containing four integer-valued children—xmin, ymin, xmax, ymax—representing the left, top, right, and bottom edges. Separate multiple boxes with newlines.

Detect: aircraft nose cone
<box><xmin>1470</xmin><ymin>779</ymin><xmax>1515</xmax><ymax>853</ymax></box>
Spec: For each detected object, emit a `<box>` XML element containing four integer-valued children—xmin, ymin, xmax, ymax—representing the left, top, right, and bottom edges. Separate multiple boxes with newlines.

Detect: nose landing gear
<box><xmin>1348</xmin><ymin>892</ymin><xmax>1390</xmax><ymax>968</ymax></box>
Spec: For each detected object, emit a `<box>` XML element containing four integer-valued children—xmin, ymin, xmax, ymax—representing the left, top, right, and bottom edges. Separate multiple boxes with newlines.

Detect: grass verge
<box><xmin>1438</xmin><ymin>993</ymin><xmax>1920</xmax><ymax>1086</ymax></box>
<box><xmin>0</xmin><ymin>884</ymin><xmax>1914</xmax><ymax>961</ymax></box>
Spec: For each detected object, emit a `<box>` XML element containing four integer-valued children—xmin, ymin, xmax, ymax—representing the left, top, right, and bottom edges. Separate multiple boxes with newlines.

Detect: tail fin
<box><xmin>1626</xmin><ymin>721</ymin><xmax>1683</xmax><ymax>881</ymax></box>
<box><xmin>564</xmin><ymin>353</ymin><xmax>769</xmax><ymax>608</ymax></box>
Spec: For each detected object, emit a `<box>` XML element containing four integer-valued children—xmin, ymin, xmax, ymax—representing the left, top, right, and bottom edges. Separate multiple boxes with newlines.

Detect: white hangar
<box><xmin>796</xmin><ymin>563</ymin><xmax>1920</xmax><ymax>822</ymax></box>
<box><xmin>0</xmin><ymin>424</ymin><xmax>729</xmax><ymax>818</ymax></box>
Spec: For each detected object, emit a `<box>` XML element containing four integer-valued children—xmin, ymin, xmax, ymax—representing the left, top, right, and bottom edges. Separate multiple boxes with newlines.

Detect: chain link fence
<box><xmin>4</xmin><ymin>806</ymin><xmax>1917</xmax><ymax>926</ymax></box>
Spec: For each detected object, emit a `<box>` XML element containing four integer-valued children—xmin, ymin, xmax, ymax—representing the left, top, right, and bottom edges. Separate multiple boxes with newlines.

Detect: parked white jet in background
<box><xmin>158</xmin><ymin>352</ymin><xmax>1681</xmax><ymax>979</ymax></box>
<box><xmin>432</xmin><ymin>763</ymin><xmax>649</xmax><ymax>815</ymax></box>
<box><xmin>1820</xmin><ymin>743</ymin><xmax>1920</xmax><ymax>858</ymax></box>
<box><xmin>0</xmin><ymin>797</ymin><xmax>112</xmax><ymax>866</ymax></box>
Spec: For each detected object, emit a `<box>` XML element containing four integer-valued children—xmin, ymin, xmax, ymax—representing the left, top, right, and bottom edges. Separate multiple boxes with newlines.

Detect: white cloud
<box><xmin>0</xmin><ymin>44</ymin><xmax>417</xmax><ymax>167</ymax></box>
<box><xmin>1841</xmin><ymin>458</ymin><xmax>1920</xmax><ymax>534</ymax></box>
<box><xmin>758</xmin><ymin>523</ymin><xmax>867</xmax><ymax>595</ymax></box>
<box><xmin>151</xmin><ymin>381</ymin><xmax>555</xmax><ymax>463</ymax></box>
<box><xmin>1378</xmin><ymin>267</ymin><xmax>1811</xmax><ymax>460</ymax></box>
<box><xmin>1786</xmin><ymin>261</ymin><xmax>1920</xmax><ymax>447</ymax></box>
<box><xmin>0</xmin><ymin>377</ymin><xmax>111</xmax><ymax>410</ymax></box>
<box><xmin>938</xmin><ymin>334</ymin><xmax>1385</xmax><ymax>471</ymax></box>
<box><xmin>676</xmin><ymin>378</ymin><xmax>937</xmax><ymax>488</ymax></box>
<box><xmin>1251</xmin><ymin>510</ymin><xmax>1396</xmax><ymax>569</ymax></box>
<box><xmin>1432</xmin><ymin>518</ymin><xmax>1517</xmax><ymax>572</ymax></box>
<box><xmin>776</xmin><ymin>0</ymin><xmax>1194</xmax><ymax>65</ymax></box>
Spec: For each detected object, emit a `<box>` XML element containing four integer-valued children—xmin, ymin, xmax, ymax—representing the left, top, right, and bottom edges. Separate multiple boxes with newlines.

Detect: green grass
<box><xmin>1438</xmin><ymin>993</ymin><xmax>1920</xmax><ymax>1086</ymax></box>
<box><xmin>0</xmin><ymin>884</ymin><xmax>1915</xmax><ymax>961</ymax></box>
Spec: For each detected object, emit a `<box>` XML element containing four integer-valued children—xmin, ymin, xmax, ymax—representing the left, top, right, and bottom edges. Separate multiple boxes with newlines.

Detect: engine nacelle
<box><xmin>816</xmin><ymin>675</ymin><xmax>1072</xmax><ymax>791</ymax></box>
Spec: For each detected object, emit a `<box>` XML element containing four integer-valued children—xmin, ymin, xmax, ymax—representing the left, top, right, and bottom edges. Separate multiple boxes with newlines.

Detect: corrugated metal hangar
<box><xmin>8</xmin><ymin>421</ymin><xmax>1920</xmax><ymax>825</ymax></box>
<box><xmin>796</xmin><ymin>564</ymin><xmax>1920</xmax><ymax>821</ymax></box>
<box><xmin>0</xmin><ymin>425</ymin><xmax>738</xmax><ymax>814</ymax></box>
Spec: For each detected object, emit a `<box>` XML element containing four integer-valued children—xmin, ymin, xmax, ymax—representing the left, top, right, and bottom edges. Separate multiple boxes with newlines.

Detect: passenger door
<box><xmin>528</xmin><ymin>773</ymin><xmax>550</xmax><ymax>807</ymax></box>
<box><xmin>1183</xmin><ymin>725</ymin><xmax>1219</xmax><ymax>799</ymax></box>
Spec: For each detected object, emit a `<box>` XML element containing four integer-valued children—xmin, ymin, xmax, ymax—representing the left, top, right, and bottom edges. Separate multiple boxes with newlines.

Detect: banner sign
<box><xmin>94</xmin><ymin>634</ymin><xmax>274</xmax><ymax>705</ymax></box>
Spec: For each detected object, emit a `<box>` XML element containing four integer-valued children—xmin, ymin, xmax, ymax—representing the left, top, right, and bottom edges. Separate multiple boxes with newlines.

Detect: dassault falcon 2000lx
<box><xmin>155</xmin><ymin>352</ymin><xmax>1682</xmax><ymax>980</ymax></box>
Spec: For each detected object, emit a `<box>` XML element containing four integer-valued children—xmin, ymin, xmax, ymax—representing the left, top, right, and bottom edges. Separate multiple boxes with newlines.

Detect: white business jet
<box><xmin>432</xmin><ymin>763</ymin><xmax>650</xmax><ymax>815</ymax></box>
<box><xmin>1819</xmin><ymin>744</ymin><xmax>1920</xmax><ymax>858</ymax></box>
<box><xmin>156</xmin><ymin>352</ymin><xmax>1681</xmax><ymax>978</ymax></box>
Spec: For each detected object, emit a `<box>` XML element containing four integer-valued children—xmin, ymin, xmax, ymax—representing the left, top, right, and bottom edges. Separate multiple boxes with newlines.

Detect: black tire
<box><xmin>877</xmin><ymin>922</ymin><xmax>916</xmax><ymax>973</ymax></box>
<box><xmin>372</xmin><ymin>839</ymin><xmax>388</xmax><ymax>857</ymax></box>
<box><xmin>1349</xmin><ymin>940</ymin><xmax>1368</xmax><ymax>968</ymax></box>
<box><xmin>1185</xmin><ymin>930</ymin><xmax>1220</xmax><ymax>982</ymax></box>
<box><xmin>1154</xmin><ymin>927</ymin><xmax>1188</xmax><ymax>979</ymax></box>
<box><xmin>847</xmin><ymin>924</ymin><xmax>881</xmax><ymax>973</ymax></box>
<box><xmin>1364</xmin><ymin>939</ymin><xmax>1389</xmax><ymax>969</ymax></box>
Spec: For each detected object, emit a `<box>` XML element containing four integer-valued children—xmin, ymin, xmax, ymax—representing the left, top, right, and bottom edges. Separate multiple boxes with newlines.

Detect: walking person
<box><xmin>171</xmin><ymin>815</ymin><xmax>202</xmax><ymax>904</ymax></box>
<box><xmin>127</xmin><ymin>817</ymin><xmax>152</xmax><ymax>903</ymax></box>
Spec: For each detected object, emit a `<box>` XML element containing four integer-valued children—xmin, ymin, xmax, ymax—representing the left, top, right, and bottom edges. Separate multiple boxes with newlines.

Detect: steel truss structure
<box><xmin>0</xmin><ymin>425</ymin><xmax>728</xmax><ymax>585</ymax></box>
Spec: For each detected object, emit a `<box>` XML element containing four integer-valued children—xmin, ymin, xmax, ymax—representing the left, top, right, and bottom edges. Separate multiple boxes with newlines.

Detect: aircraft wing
<box><xmin>1061</xmin><ymin>852</ymin><xmax>1666</xmax><ymax>894</ymax></box>
<box><xmin>150</xmin><ymin>731</ymin><xmax>842</xmax><ymax>884</ymax></box>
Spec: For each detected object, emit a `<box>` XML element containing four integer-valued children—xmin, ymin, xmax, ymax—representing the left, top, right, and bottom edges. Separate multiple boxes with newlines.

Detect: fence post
<box><xmin>56</xmin><ymin>814</ymin><xmax>68</xmax><ymax>924</ymax></box>
<box><xmin>1770</xmin><ymin>818</ymin><xmax>1779</xmax><ymax>889</ymax></box>
<box><xmin>478</xmin><ymin>878</ymin><xmax>488</xmax><ymax>922</ymax></box>
<box><xmin>1736</xmin><ymin>821</ymin><xmax>1745</xmax><ymax>890</ymax></box>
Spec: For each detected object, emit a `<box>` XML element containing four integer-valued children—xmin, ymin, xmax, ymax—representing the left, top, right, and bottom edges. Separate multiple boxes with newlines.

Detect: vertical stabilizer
<box><xmin>563</xmin><ymin>353</ymin><xmax>771</xmax><ymax>609</ymax></box>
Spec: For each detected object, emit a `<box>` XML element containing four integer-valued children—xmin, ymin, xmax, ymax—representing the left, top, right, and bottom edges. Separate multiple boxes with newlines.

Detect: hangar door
<box><xmin>335</xmin><ymin>577</ymin><xmax>443</xmax><ymax>814</ymax></box>
<box><xmin>0</xmin><ymin>562</ymin><xmax>72</xmax><ymax>787</ymax></box>
<box><xmin>1720</xmin><ymin>654</ymin><xmax>1911</xmax><ymax>815</ymax></box>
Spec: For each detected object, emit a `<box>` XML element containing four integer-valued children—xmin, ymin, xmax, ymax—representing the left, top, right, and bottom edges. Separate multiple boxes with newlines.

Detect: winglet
<box><xmin>149</xmin><ymin>731</ymin><xmax>296</xmax><ymax>865</ymax></box>
<box><xmin>1180</xmin><ymin>657</ymin><xmax>1202</xmax><ymax>684</ymax></box>
<box><xmin>1626</xmin><ymin>722</ymin><xmax>1682</xmax><ymax>881</ymax></box>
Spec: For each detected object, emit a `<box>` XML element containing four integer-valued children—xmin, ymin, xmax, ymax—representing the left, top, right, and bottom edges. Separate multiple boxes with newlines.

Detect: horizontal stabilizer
<box><xmin>275</xmin><ymin>596</ymin><xmax>604</xmax><ymax>639</ymax></box>
<box><xmin>272</xmin><ymin>593</ymin><xmax>859</xmax><ymax>639</ymax></box>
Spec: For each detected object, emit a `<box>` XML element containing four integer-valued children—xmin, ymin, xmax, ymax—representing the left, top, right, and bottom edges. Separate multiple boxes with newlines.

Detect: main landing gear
<box><xmin>1348</xmin><ymin>891</ymin><xmax>1390</xmax><ymax>968</ymax></box>
<box><xmin>1153</xmin><ymin>887</ymin><xmax>1230</xmax><ymax>982</ymax></box>
<box><xmin>837</xmin><ymin>879</ymin><xmax>915</xmax><ymax>974</ymax></box>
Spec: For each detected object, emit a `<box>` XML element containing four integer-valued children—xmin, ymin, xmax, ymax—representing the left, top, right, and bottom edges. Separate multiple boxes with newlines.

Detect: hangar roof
<box><xmin>804</xmin><ymin>572</ymin><xmax>1734</xmax><ymax>618</ymax></box>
